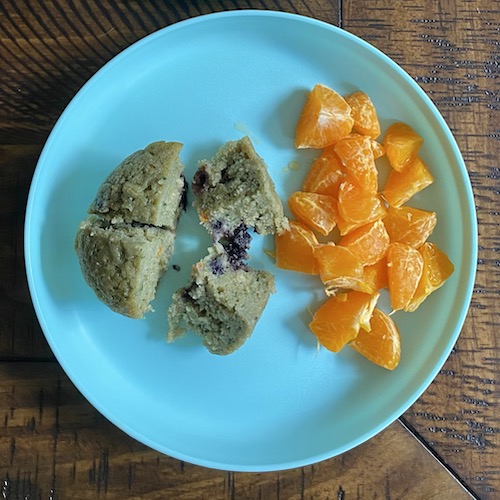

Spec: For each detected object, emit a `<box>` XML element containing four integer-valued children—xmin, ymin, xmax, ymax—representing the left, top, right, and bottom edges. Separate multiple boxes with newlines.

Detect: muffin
<box><xmin>192</xmin><ymin>136</ymin><xmax>289</xmax><ymax>238</ymax></box>
<box><xmin>167</xmin><ymin>243</ymin><xmax>275</xmax><ymax>355</ymax></box>
<box><xmin>75</xmin><ymin>216</ymin><xmax>175</xmax><ymax>318</ymax></box>
<box><xmin>89</xmin><ymin>141</ymin><xmax>186</xmax><ymax>230</ymax></box>
<box><xmin>75</xmin><ymin>141</ymin><xmax>185</xmax><ymax>318</ymax></box>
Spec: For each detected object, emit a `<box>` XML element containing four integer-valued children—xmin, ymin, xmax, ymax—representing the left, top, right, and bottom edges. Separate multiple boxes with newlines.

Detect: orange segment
<box><xmin>275</xmin><ymin>221</ymin><xmax>319</xmax><ymax>274</ymax></box>
<box><xmin>302</xmin><ymin>147</ymin><xmax>345</xmax><ymax>197</ymax></box>
<box><xmin>288</xmin><ymin>191</ymin><xmax>338</xmax><ymax>236</ymax></box>
<box><xmin>337</xmin><ymin>181</ymin><xmax>387</xmax><ymax>235</ymax></box>
<box><xmin>370</xmin><ymin>140</ymin><xmax>385</xmax><ymax>159</ymax></box>
<box><xmin>345</xmin><ymin>91</ymin><xmax>381</xmax><ymax>138</ymax></box>
<box><xmin>309</xmin><ymin>291</ymin><xmax>380</xmax><ymax>352</ymax></box>
<box><xmin>361</xmin><ymin>258</ymin><xmax>388</xmax><ymax>292</ymax></box>
<box><xmin>334</xmin><ymin>134</ymin><xmax>378</xmax><ymax>194</ymax></box>
<box><xmin>384</xmin><ymin>205</ymin><xmax>437</xmax><ymax>248</ymax></box>
<box><xmin>382</xmin><ymin>156</ymin><xmax>434</xmax><ymax>208</ymax></box>
<box><xmin>383</xmin><ymin>122</ymin><xmax>424</xmax><ymax>171</ymax></box>
<box><xmin>387</xmin><ymin>242</ymin><xmax>424</xmax><ymax>311</ymax></box>
<box><xmin>406</xmin><ymin>242</ymin><xmax>454</xmax><ymax>312</ymax></box>
<box><xmin>350</xmin><ymin>308</ymin><xmax>401</xmax><ymax>370</ymax></box>
<box><xmin>295</xmin><ymin>84</ymin><xmax>354</xmax><ymax>149</ymax></box>
<box><xmin>314</xmin><ymin>244</ymin><xmax>364</xmax><ymax>293</ymax></box>
<box><xmin>339</xmin><ymin>219</ymin><xmax>390</xmax><ymax>266</ymax></box>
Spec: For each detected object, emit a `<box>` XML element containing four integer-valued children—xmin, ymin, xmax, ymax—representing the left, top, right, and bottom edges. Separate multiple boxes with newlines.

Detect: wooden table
<box><xmin>1</xmin><ymin>1</ymin><xmax>498</xmax><ymax>498</ymax></box>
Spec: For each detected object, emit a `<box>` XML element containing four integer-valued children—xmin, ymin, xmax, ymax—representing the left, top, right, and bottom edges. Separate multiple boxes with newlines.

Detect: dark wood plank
<box><xmin>0</xmin><ymin>145</ymin><xmax>52</xmax><ymax>360</ymax></box>
<box><xmin>0</xmin><ymin>363</ymin><xmax>474</xmax><ymax>500</ymax></box>
<box><xmin>344</xmin><ymin>0</ymin><xmax>500</xmax><ymax>497</ymax></box>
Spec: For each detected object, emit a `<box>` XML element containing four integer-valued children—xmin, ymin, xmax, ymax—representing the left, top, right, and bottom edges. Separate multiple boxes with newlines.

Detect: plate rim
<box><xmin>24</xmin><ymin>9</ymin><xmax>478</xmax><ymax>472</ymax></box>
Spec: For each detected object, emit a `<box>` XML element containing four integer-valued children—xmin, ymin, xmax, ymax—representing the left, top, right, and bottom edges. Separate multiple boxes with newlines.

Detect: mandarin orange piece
<box><xmin>314</xmin><ymin>243</ymin><xmax>364</xmax><ymax>292</ymax></box>
<box><xmin>309</xmin><ymin>291</ymin><xmax>380</xmax><ymax>352</ymax></box>
<box><xmin>361</xmin><ymin>258</ymin><xmax>389</xmax><ymax>292</ymax></box>
<box><xmin>288</xmin><ymin>191</ymin><xmax>338</xmax><ymax>236</ymax></box>
<box><xmin>384</xmin><ymin>205</ymin><xmax>437</xmax><ymax>248</ymax></box>
<box><xmin>337</xmin><ymin>258</ymin><xmax>388</xmax><ymax>295</ymax></box>
<box><xmin>350</xmin><ymin>308</ymin><xmax>401</xmax><ymax>370</ymax></box>
<box><xmin>387</xmin><ymin>242</ymin><xmax>424</xmax><ymax>311</ymax></box>
<box><xmin>302</xmin><ymin>147</ymin><xmax>345</xmax><ymax>197</ymax></box>
<box><xmin>339</xmin><ymin>219</ymin><xmax>390</xmax><ymax>266</ymax></box>
<box><xmin>382</xmin><ymin>156</ymin><xmax>434</xmax><ymax>208</ymax></box>
<box><xmin>295</xmin><ymin>84</ymin><xmax>354</xmax><ymax>149</ymax></box>
<box><xmin>337</xmin><ymin>181</ymin><xmax>387</xmax><ymax>235</ymax></box>
<box><xmin>334</xmin><ymin>134</ymin><xmax>378</xmax><ymax>194</ymax></box>
<box><xmin>371</xmin><ymin>139</ymin><xmax>385</xmax><ymax>159</ymax></box>
<box><xmin>345</xmin><ymin>91</ymin><xmax>381</xmax><ymax>139</ymax></box>
<box><xmin>275</xmin><ymin>221</ymin><xmax>320</xmax><ymax>274</ymax></box>
<box><xmin>383</xmin><ymin>122</ymin><xmax>424</xmax><ymax>171</ymax></box>
<box><xmin>405</xmin><ymin>242</ymin><xmax>454</xmax><ymax>312</ymax></box>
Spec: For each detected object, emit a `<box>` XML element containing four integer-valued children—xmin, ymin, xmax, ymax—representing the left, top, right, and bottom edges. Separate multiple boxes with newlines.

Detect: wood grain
<box><xmin>0</xmin><ymin>363</ymin><xmax>474</xmax><ymax>500</ymax></box>
<box><xmin>0</xmin><ymin>145</ymin><xmax>51</xmax><ymax>360</ymax></box>
<box><xmin>0</xmin><ymin>0</ymin><xmax>498</xmax><ymax>498</ymax></box>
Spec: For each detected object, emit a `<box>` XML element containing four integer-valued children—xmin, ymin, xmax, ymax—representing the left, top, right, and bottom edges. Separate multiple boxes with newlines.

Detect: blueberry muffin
<box><xmin>75</xmin><ymin>216</ymin><xmax>175</xmax><ymax>318</ymax></box>
<box><xmin>75</xmin><ymin>141</ymin><xmax>185</xmax><ymax>318</ymax></box>
<box><xmin>167</xmin><ymin>242</ymin><xmax>275</xmax><ymax>355</ymax></box>
<box><xmin>89</xmin><ymin>141</ymin><xmax>186</xmax><ymax>230</ymax></box>
<box><xmin>192</xmin><ymin>136</ymin><xmax>289</xmax><ymax>237</ymax></box>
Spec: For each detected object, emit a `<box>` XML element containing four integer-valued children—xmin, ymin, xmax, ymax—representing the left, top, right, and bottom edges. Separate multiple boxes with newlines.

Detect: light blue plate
<box><xmin>25</xmin><ymin>11</ymin><xmax>477</xmax><ymax>471</ymax></box>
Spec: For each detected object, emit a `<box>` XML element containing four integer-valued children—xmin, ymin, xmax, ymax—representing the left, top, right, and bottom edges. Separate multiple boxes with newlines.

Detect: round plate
<box><xmin>25</xmin><ymin>11</ymin><xmax>477</xmax><ymax>471</ymax></box>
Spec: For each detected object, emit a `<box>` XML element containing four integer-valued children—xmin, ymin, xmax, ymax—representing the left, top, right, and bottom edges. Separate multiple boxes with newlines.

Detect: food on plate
<box><xmin>383</xmin><ymin>205</ymin><xmax>437</xmax><ymax>248</ymax></box>
<box><xmin>89</xmin><ymin>141</ymin><xmax>186</xmax><ymax>230</ymax></box>
<box><xmin>309</xmin><ymin>291</ymin><xmax>379</xmax><ymax>352</ymax></box>
<box><xmin>75</xmin><ymin>141</ymin><xmax>185</xmax><ymax>318</ymax></box>
<box><xmin>406</xmin><ymin>242</ymin><xmax>455</xmax><ymax>312</ymax></box>
<box><xmin>167</xmin><ymin>243</ymin><xmax>275</xmax><ymax>355</ymax></box>
<box><xmin>345</xmin><ymin>91</ymin><xmax>381</xmax><ymax>139</ymax></box>
<box><xmin>386</xmin><ymin>242</ymin><xmax>424</xmax><ymax>311</ymax></box>
<box><xmin>75</xmin><ymin>216</ymin><xmax>175</xmax><ymax>318</ymax></box>
<box><xmin>302</xmin><ymin>147</ymin><xmax>344</xmax><ymax>197</ymax></box>
<box><xmin>168</xmin><ymin>136</ymin><xmax>286</xmax><ymax>355</ymax></box>
<box><xmin>334</xmin><ymin>133</ymin><xmax>378</xmax><ymax>194</ymax></box>
<box><xmin>314</xmin><ymin>244</ymin><xmax>364</xmax><ymax>293</ymax></box>
<box><xmin>382</xmin><ymin>155</ymin><xmax>434</xmax><ymax>208</ymax></box>
<box><xmin>274</xmin><ymin>221</ymin><xmax>320</xmax><ymax>274</ymax></box>
<box><xmin>336</xmin><ymin>181</ymin><xmax>387</xmax><ymax>235</ymax></box>
<box><xmin>275</xmin><ymin>83</ymin><xmax>454</xmax><ymax>369</ymax></box>
<box><xmin>383</xmin><ymin>122</ymin><xmax>423</xmax><ymax>172</ymax></box>
<box><xmin>288</xmin><ymin>191</ymin><xmax>338</xmax><ymax>236</ymax></box>
<box><xmin>192</xmin><ymin>136</ymin><xmax>288</xmax><ymax>237</ymax></box>
<box><xmin>295</xmin><ymin>83</ymin><xmax>354</xmax><ymax>149</ymax></box>
<box><xmin>338</xmin><ymin>219</ymin><xmax>390</xmax><ymax>267</ymax></box>
<box><xmin>350</xmin><ymin>308</ymin><xmax>401</xmax><ymax>370</ymax></box>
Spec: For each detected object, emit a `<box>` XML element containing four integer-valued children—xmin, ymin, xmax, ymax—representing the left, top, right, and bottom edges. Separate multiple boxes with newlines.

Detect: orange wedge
<box><xmin>309</xmin><ymin>291</ymin><xmax>380</xmax><ymax>352</ymax></box>
<box><xmin>350</xmin><ymin>308</ymin><xmax>401</xmax><ymax>370</ymax></box>
<box><xmin>387</xmin><ymin>242</ymin><xmax>424</xmax><ymax>311</ymax></box>
<box><xmin>334</xmin><ymin>134</ymin><xmax>378</xmax><ymax>194</ymax></box>
<box><xmin>405</xmin><ymin>242</ymin><xmax>454</xmax><ymax>312</ymax></box>
<box><xmin>275</xmin><ymin>221</ymin><xmax>319</xmax><ymax>274</ymax></box>
<box><xmin>383</xmin><ymin>156</ymin><xmax>434</xmax><ymax>208</ymax></box>
<box><xmin>384</xmin><ymin>205</ymin><xmax>437</xmax><ymax>248</ymax></box>
<box><xmin>295</xmin><ymin>84</ymin><xmax>354</xmax><ymax>149</ymax></box>
<box><xmin>345</xmin><ymin>91</ymin><xmax>381</xmax><ymax>139</ymax></box>
<box><xmin>288</xmin><ymin>191</ymin><xmax>338</xmax><ymax>236</ymax></box>
<box><xmin>302</xmin><ymin>147</ymin><xmax>345</xmax><ymax>197</ymax></box>
<box><xmin>337</xmin><ymin>181</ymin><xmax>387</xmax><ymax>235</ymax></box>
<box><xmin>383</xmin><ymin>122</ymin><xmax>423</xmax><ymax>171</ymax></box>
<box><xmin>339</xmin><ymin>219</ymin><xmax>390</xmax><ymax>266</ymax></box>
<box><xmin>314</xmin><ymin>244</ymin><xmax>364</xmax><ymax>293</ymax></box>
